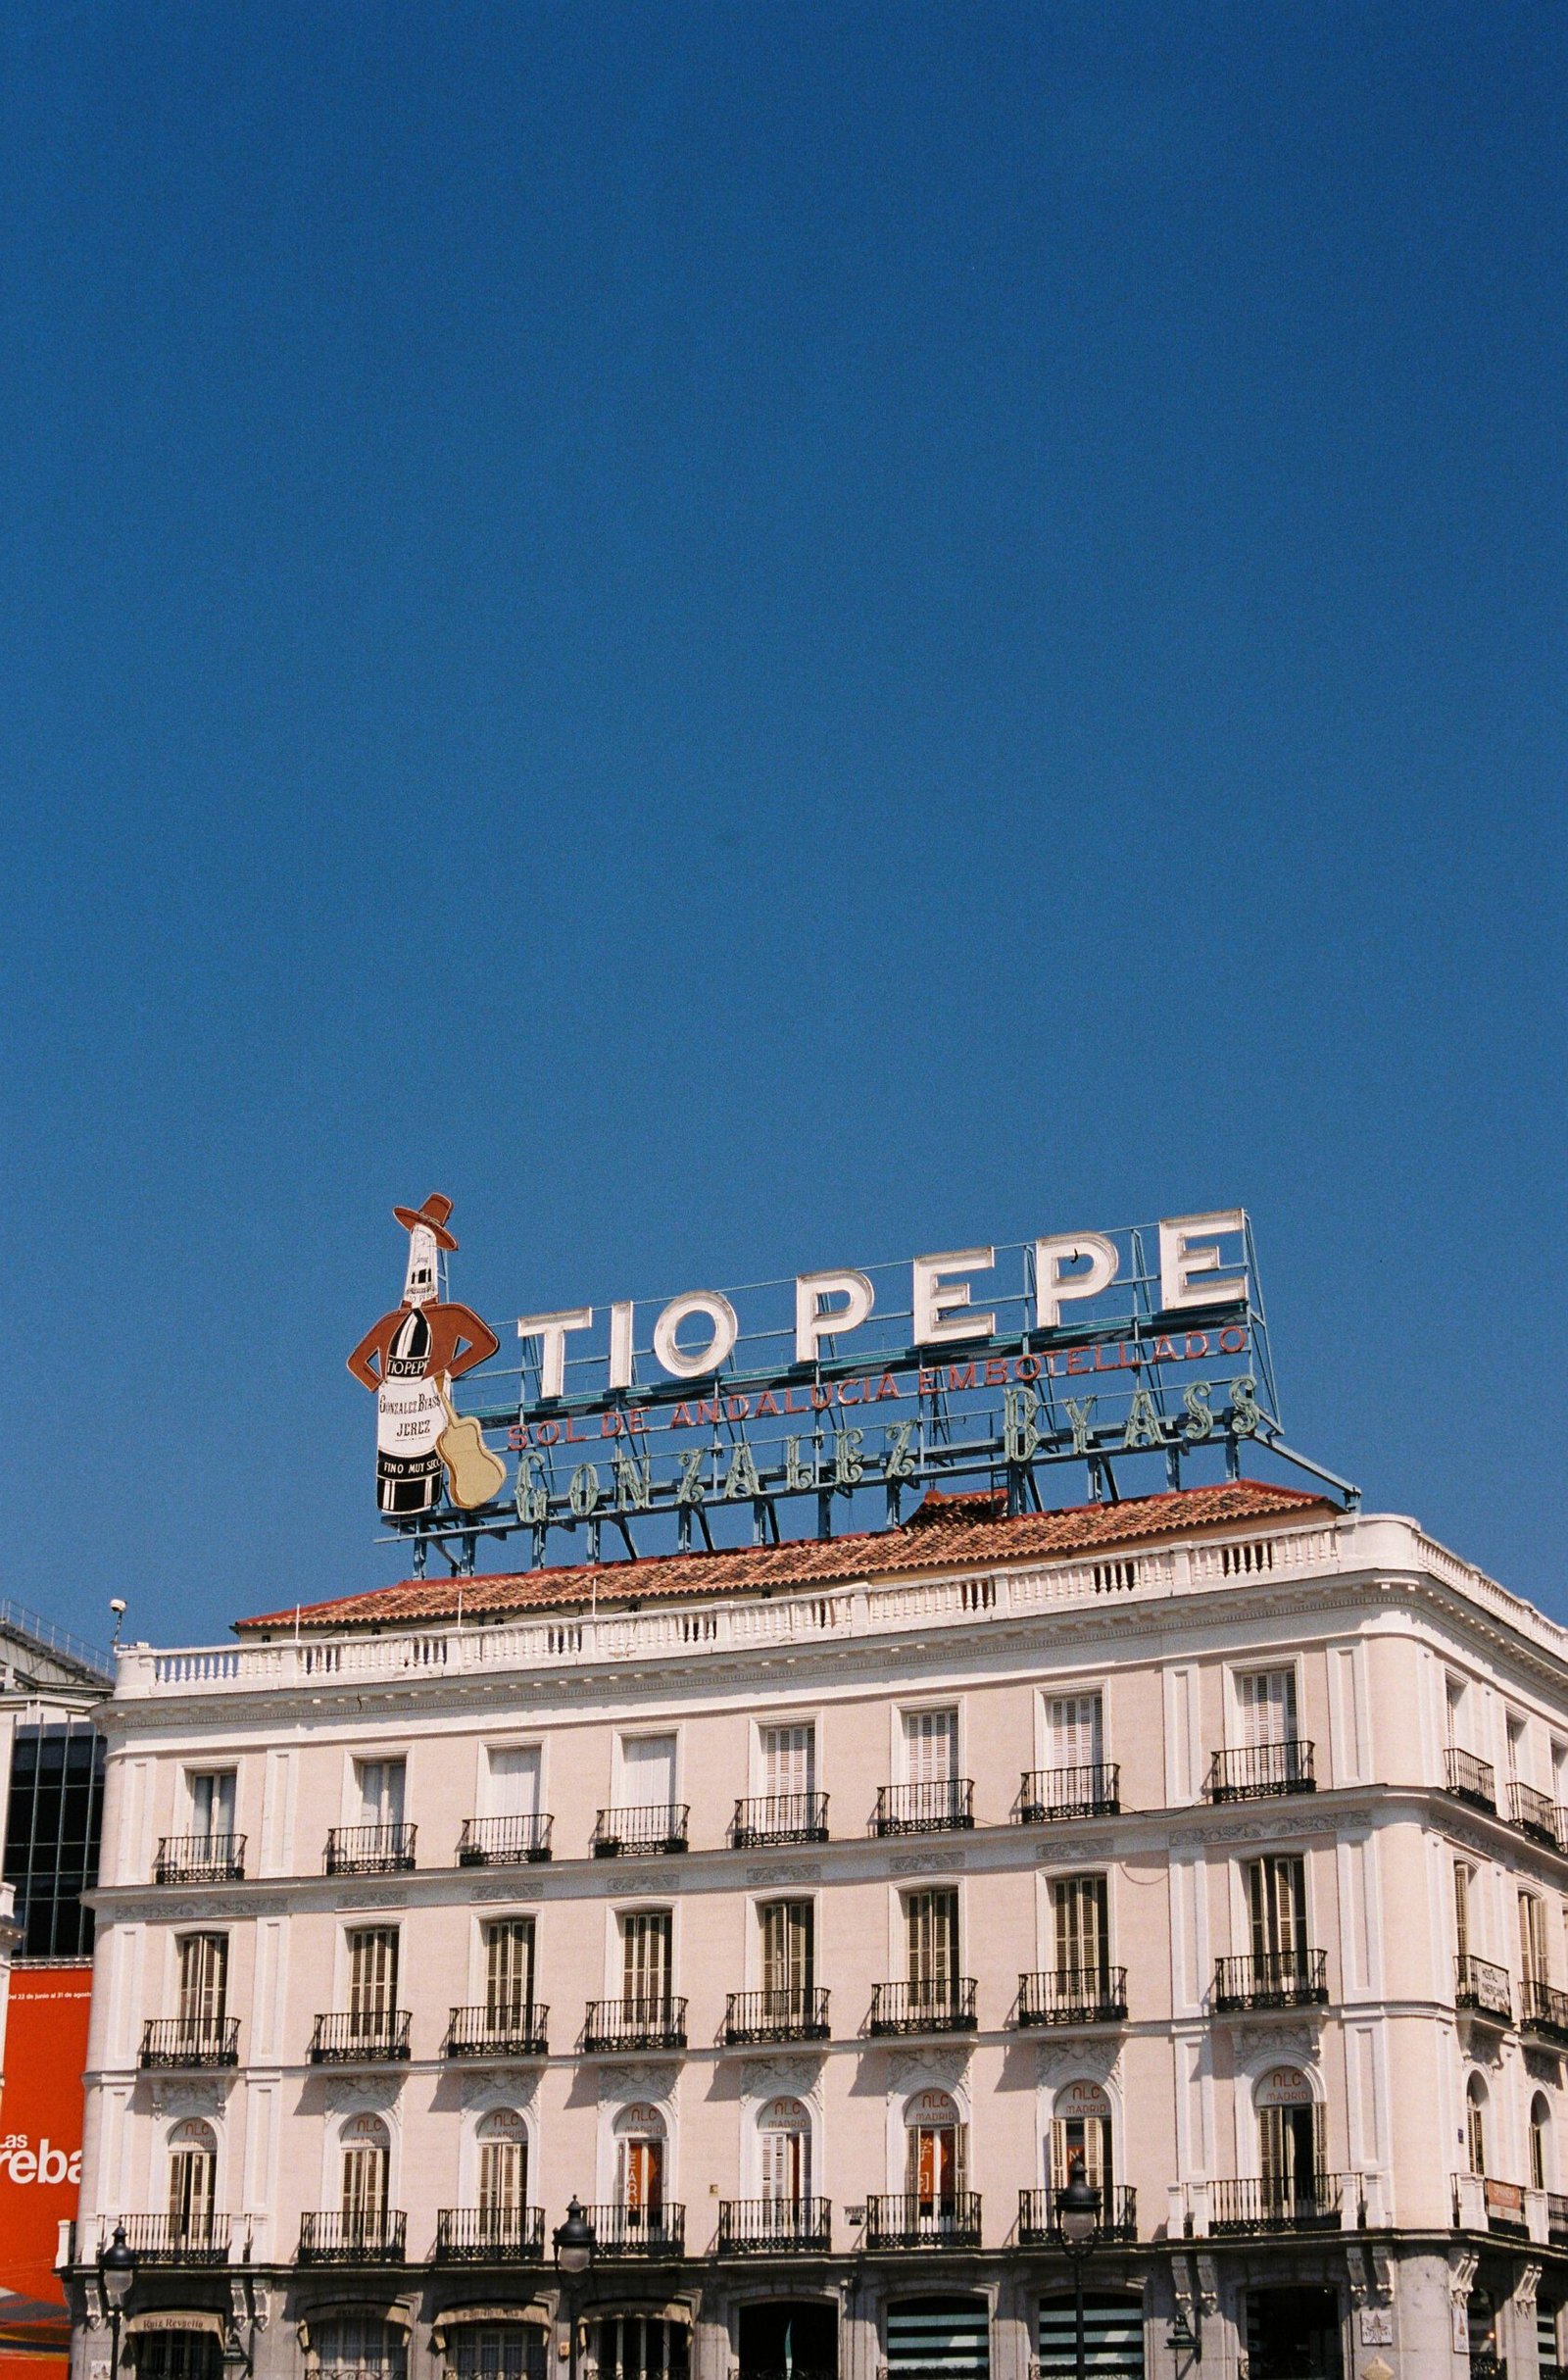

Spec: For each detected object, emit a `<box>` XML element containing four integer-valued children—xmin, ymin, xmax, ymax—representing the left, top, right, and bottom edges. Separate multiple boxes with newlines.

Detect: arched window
<box><xmin>448</xmin><ymin>2327</ymin><xmax>546</xmax><ymax>2380</ymax></box>
<box><xmin>1050</xmin><ymin>2081</ymin><xmax>1114</xmax><ymax>2200</ymax></box>
<box><xmin>1531</xmin><ymin>2094</ymin><xmax>1552</xmax><ymax>2193</ymax></box>
<box><xmin>1254</xmin><ymin>2065</ymin><xmax>1322</xmax><ymax>2213</ymax></box>
<box><xmin>759</xmin><ymin>2095</ymin><xmax>813</xmax><ymax>2208</ymax></box>
<box><xmin>1466</xmin><ymin>2075</ymin><xmax>1488</xmax><ymax>2178</ymax></box>
<box><xmin>613</xmin><ymin>2101</ymin><xmax>666</xmax><ymax>2222</ymax></box>
<box><xmin>592</xmin><ymin>2316</ymin><xmax>688</xmax><ymax>2380</ymax></box>
<box><xmin>166</xmin><ymin>2118</ymin><xmax>217</xmax><ymax>2243</ymax></box>
<box><xmin>309</xmin><ymin>2319</ymin><xmax>407</xmax><ymax>2380</ymax></box>
<box><xmin>477</xmin><ymin>2107</ymin><xmax>528</xmax><ymax>2212</ymax></box>
<box><xmin>340</xmin><ymin>2112</ymin><xmax>391</xmax><ymax>2238</ymax></box>
<box><xmin>904</xmin><ymin>2089</ymin><xmax>966</xmax><ymax>2228</ymax></box>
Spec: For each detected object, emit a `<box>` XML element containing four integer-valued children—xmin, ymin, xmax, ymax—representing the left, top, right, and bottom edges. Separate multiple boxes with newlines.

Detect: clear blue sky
<box><xmin>3</xmin><ymin>4</ymin><xmax>1563</xmax><ymax>1650</ymax></box>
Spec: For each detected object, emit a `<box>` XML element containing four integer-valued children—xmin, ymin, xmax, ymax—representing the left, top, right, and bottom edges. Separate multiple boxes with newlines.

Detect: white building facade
<box><xmin>60</xmin><ymin>1479</ymin><xmax>1568</xmax><ymax>2380</ymax></box>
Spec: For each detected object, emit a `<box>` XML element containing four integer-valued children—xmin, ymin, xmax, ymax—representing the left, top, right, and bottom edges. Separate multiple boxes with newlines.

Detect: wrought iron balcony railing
<box><xmin>324</xmin><ymin>1823</ymin><xmax>416</xmax><ymax>1875</ymax></box>
<box><xmin>1017</xmin><ymin>1763</ymin><xmax>1120</xmax><ymax>1823</ymax></box>
<box><xmin>1205</xmin><ymin>1740</ymin><xmax>1316</xmax><ymax>1803</ymax></box>
<box><xmin>457</xmin><ymin>1813</ymin><xmax>554</xmax><ymax>1865</ymax></box>
<box><xmin>1445</xmin><ymin>1746</ymin><xmax>1496</xmax><ymax>1811</ymax></box>
<box><xmin>309</xmin><ymin>2010</ymin><xmax>412</xmax><ymax>2063</ymax></box>
<box><xmin>582</xmin><ymin>1996</ymin><xmax>687</xmax><ymax>2053</ymax></box>
<box><xmin>1015</xmin><ymin>1966</ymin><xmax>1128</xmax><ymax>2028</ymax></box>
<box><xmin>106</xmin><ymin>2213</ymin><xmax>231</xmax><ymax>2265</ymax></box>
<box><xmin>434</xmin><ymin>2206</ymin><xmax>546</xmax><ymax>2261</ymax></box>
<box><xmin>154</xmin><ymin>1833</ymin><xmax>246</xmax><ymax>1885</ymax></box>
<box><xmin>724</xmin><ymin>1987</ymin><xmax>831</xmax><ymax>2045</ymax></box>
<box><xmin>716</xmin><ymin>2198</ymin><xmax>832</xmax><ymax>2255</ymax></box>
<box><xmin>139</xmin><ymin>2016</ymin><xmax>240</xmax><ymax>2069</ymax></box>
<box><xmin>862</xmin><ymin>2193</ymin><xmax>982</xmax><ymax>2250</ymax></box>
<box><xmin>444</xmin><ymin>2003</ymin><xmax>550</xmax><ymax>2058</ymax></box>
<box><xmin>1455</xmin><ymin>1954</ymin><xmax>1512</xmax><ymax>2025</ymax></box>
<box><xmin>731</xmin><ymin>1792</ymin><xmax>830</xmax><ymax>1849</ymax></box>
<box><xmin>1017</xmin><ymin>2185</ymin><xmax>1137</xmax><ymax>2245</ymax></box>
<box><xmin>869</xmin><ymin>1979</ymin><xmax>978</xmax><ymax>2036</ymax></box>
<box><xmin>297</xmin><ymin>2209</ymin><xmax>407</xmax><ymax>2263</ymax></box>
<box><xmin>1209</xmin><ymin>2174</ymin><xmax>1349</xmax><ymax>2234</ymax></box>
<box><xmin>591</xmin><ymin>1804</ymin><xmax>690</xmax><ymax>1858</ymax></box>
<box><xmin>1508</xmin><ymin>1780</ymin><xmax>1559</xmax><ymax>1848</ymax></box>
<box><xmin>1521</xmin><ymin>1979</ymin><xmax>1568</xmax><ymax>2047</ymax></box>
<box><xmin>1212</xmin><ymin>1950</ymin><xmax>1328</xmax><ymax>2012</ymax></box>
<box><xmin>572</xmin><ymin>2203</ymin><xmax>685</xmax><ymax>2258</ymax></box>
<box><xmin>871</xmin><ymin>1779</ymin><xmax>974</xmax><ymax>1836</ymax></box>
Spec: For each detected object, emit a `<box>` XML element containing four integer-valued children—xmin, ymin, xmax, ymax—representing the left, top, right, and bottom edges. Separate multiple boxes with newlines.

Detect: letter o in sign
<box><xmin>653</xmin><ymin>1291</ymin><xmax>740</xmax><ymax>1379</ymax></box>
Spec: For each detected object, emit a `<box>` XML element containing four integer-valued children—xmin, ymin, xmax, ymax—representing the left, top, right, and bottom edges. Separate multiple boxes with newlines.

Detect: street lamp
<box><xmin>553</xmin><ymin>2200</ymin><xmax>596</xmax><ymax>2380</ymax></box>
<box><xmin>1054</xmin><ymin>2156</ymin><xmax>1100</xmax><ymax>2380</ymax></box>
<box><xmin>99</xmin><ymin>2223</ymin><xmax>137</xmax><ymax>2379</ymax></box>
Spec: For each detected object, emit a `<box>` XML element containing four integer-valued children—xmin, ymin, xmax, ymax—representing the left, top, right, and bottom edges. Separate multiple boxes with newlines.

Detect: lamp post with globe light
<box><xmin>99</xmin><ymin>2224</ymin><xmax>137</xmax><ymax>2380</ymax></box>
<box><xmin>1054</xmin><ymin>2155</ymin><xmax>1101</xmax><ymax>2380</ymax></box>
<box><xmin>553</xmin><ymin>2200</ymin><xmax>596</xmax><ymax>2380</ymax></box>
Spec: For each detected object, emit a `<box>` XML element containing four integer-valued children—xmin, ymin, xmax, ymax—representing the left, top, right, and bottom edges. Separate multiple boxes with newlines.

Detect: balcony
<box><xmin>309</xmin><ymin>2010</ymin><xmax>412</xmax><ymax>2063</ymax></box>
<box><xmin>1017</xmin><ymin>1763</ymin><xmax>1120</xmax><ymax>1824</ymax></box>
<box><xmin>153</xmin><ymin>1833</ymin><xmax>246</xmax><ymax>1885</ymax></box>
<box><xmin>1210</xmin><ymin>2174</ymin><xmax>1349</xmax><ymax>2235</ymax></box>
<box><xmin>582</xmin><ymin>1996</ymin><xmax>687</xmax><ymax>2053</ymax></box>
<box><xmin>868</xmin><ymin>1979</ymin><xmax>978</xmax><ymax>2036</ymax></box>
<box><xmin>863</xmin><ymin>2193</ymin><xmax>982</xmax><ymax>2251</ymax></box>
<box><xmin>1015</xmin><ymin>1966</ymin><xmax>1128</xmax><ymax>2028</ymax></box>
<box><xmin>434</xmin><ymin>2206</ymin><xmax>546</xmax><ymax>2262</ymax></box>
<box><xmin>1017</xmin><ymin>2185</ymin><xmax>1137</xmax><ymax>2245</ymax></box>
<box><xmin>871</xmin><ymin>1779</ymin><xmax>973</xmax><ymax>1836</ymax></box>
<box><xmin>1445</xmin><ymin>1747</ymin><xmax>1497</xmax><ymax>1812</ymax></box>
<box><xmin>1212</xmin><ymin>1950</ymin><xmax>1329</xmax><ymax>2012</ymax></box>
<box><xmin>724</xmin><ymin>1987</ymin><xmax>831</xmax><ymax>2046</ymax></box>
<box><xmin>1508</xmin><ymin>1779</ymin><xmax>1559</xmax><ymax>1849</ymax></box>
<box><xmin>106</xmin><ymin>2214</ymin><xmax>231</xmax><ymax>2265</ymax></box>
<box><xmin>591</xmin><ymin>1804</ymin><xmax>689</xmax><ymax>1858</ymax></box>
<box><xmin>443</xmin><ymin>2003</ymin><xmax>550</xmax><ymax>2059</ymax></box>
<box><xmin>457</xmin><ymin>1813</ymin><xmax>554</xmax><ymax>1865</ymax></box>
<box><xmin>324</xmin><ymin>1823</ymin><xmax>416</xmax><ymax>1876</ymax></box>
<box><xmin>731</xmin><ymin>1792</ymin><xmax>830</xmax><ymax>1850</ymax></box>
<box><xmin>1452</xmin><ymin>2174</ymin><xmax>1530</xmax><ymax>2238</ymax></box>
<box><xmin>1455</xmin><ymin>1954</ymin><xmax>1512</xmax><ymax>2027</ymax></box>
<box><xmin>1521</xmin><ymin>1979</ymin><xmax>1568</xmax><ymax>2048</ymax></box>
<box><xmin>573</xmin><ymin>2203</ymin><xmax>684</xmax><ymax>2258</ymax></box>
<box><xmin>1205</xmin><ymin>1740</ymin><xmax>1315</xmax><ymax>1804</ymax></box>
<box><xmin>717</xmin><ymin>2198</ymin><xmax>832</xmax><ymax>2255</ymax></box>
<box><xmin>298</xmin><ymin>2209</ymin><xmax>407</xmax><ymax>2264</ymax></box>
<box><xmin>139</xmin><ymin>2016</ymin><xmax>240</xmax><ymax>2069</ymax></box>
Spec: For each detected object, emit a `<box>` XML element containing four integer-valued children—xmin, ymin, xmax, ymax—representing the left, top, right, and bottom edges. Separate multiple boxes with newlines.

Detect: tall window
<box><xmin>1521</xmin><ymin>1892</ymin><xmax>1548</xmax><ymax>1988</ymax></box>
<box><xmin>188</xmin><ymin>1771</ymin><xmax>236</xmax><ymax>1845</ymax></box>
<box><xmin>341</xmin><ymin>2114</ymin><xmax>391</xmax><ymax>2223</ymax></box>
<box><xmin>477</xmin><ymin>2108</ymin><xmax>528</xmax><ymax>2213</ymax></box>
<box><xmin>1508</xmin><ymin>1716</ymin><xmax>1528</xmax><ymax>1780</ymax></box>
<box><xmin>613</xmin><ymin>2104</ymin><xmax>665</xmax><ymax>2217</ymax></box>
<box><xmin>1050</xmin><ymin>2081</ymin><xmax>1113</xmax><ymax>2197</ymax></box>
<box><xmin>1454</xmin><ymin>1862</ymin><xmax>1474</xmax><ymax>1959</ymax></box>
<box><xmin>177</xmin><ymin>1933</ymin><xmax>228</xmax><ymax>2030</ymax></box>
<box><xmin>906</xmin><ymin>1888</ymin><xmax>959</xmax><ymax>2000</ymax></box>
<box><xmin>348</xmin><ymin>1927</ymin><xmax>399</xmax><ymax>2024</ymax></box>
<box><xmin>759</xmin><ymin>2095</ymin><xmax>812</xmax><ymax>2205</ymax></box>
<box><xmin>1052</xmin><ymin>1876</ymin><xmax>1109</xmax><ymax>1986</ymax></box>
<box><xmin>166</xmin><ymin>2118</ymin><xmax>217</xmax><ymax>2236</ymax></box>
<box><xmin>619</xmin><ymin>1735</ymin><xmax>677</xmax><ymax>1810</ymax></box>
<box><xmin>760</xmin><ymin>1900</ymin><xmax>813</xmax><ymax>2000</ymax></box>
<box><xmin>903</xmin><ymin>1709</ymin><xmax>957</xmax><ymax>1783</ymax></box>
<box><xmin>1237</xmin><ymin>1669</ymin><xmax>1297</xmax><ymax>1746</ymax></box>
<box><xmin>484</xmin><ymin>1918</ymin><xmax>535</xmax><ymax>2020</ymax></box>
<box><xmin>1244</xmin><ymin>1856</ymin><xmax>1308</xmax><ymax>1962</ymax></box>
<box><xmin>486</xmin><ymin>1746</ymin><xmax>541</xmax><ymax>1818</ymax></box>
<box><xmin>621</xmin><ymin>1910</ymin><xmax>672</xmax><ymax>2006</ymax></box>
<box><xmin>760</xmin><ymin>1723</ymin><xmax>815</xmax><ymax>1799</ymax></box>
<box><xmin>1446</xmin><ymin>1676</ymin><xmax>1467</xmax><ymax>1748</ymax></box>
<box><xmin>357</xmin><ymin>1760</ymin><xmax>406</xmax><ymax>1828</ymax></box>
<box><xmin>1254</xmin><ymin>2066</ymin><xmax>1321</xmax><ymax>2205</ymax></box>
<box><xmin>905</xmin><ymin>2089</ymin><xmax>965</xmax><ymax>2213</ymax></box>
<box><xmin>1047</xmin><ymin>1694</ymin><xmax>1102</xmax><ymax>1771</ymax></box>
<box><xmin>2</xmin><ymin>1719</ymin><xmax>105</xmax><ymax>1958</ymax></box>
<box><xmin>1466</xmin><ymin>2076</ymin><xmax>1488</xmax><ymax>2178</ymax></box>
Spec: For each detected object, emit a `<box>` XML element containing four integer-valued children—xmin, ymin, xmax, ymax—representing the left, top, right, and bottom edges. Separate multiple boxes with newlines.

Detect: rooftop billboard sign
<box><xmin>350</xmin><ymin>1203</ymin><xmax>1353</xmax><ymax>1573</ymax></box>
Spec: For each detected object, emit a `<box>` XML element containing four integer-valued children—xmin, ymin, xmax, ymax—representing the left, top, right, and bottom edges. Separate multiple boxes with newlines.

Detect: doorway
<box><xmin>737</xmin><ymin>2302</ymin><xmax>837</xmax><ymax>2380</ymax></box>
<box><xmin>1245</xmin><ymin>2288</ymin><xmax>1343</xmax><ymax>2380</ymax></box>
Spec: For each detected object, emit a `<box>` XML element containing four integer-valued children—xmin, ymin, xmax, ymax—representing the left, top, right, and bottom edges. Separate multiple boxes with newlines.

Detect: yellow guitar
<box><xmin>435</xmin><ymin>1376</ymin><xmax>508</xmax><ymax>1510</ymax></box>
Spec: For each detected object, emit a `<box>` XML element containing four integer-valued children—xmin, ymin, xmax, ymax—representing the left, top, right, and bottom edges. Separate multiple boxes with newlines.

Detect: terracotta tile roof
<box><xmin>237</xmin><ymin>1477</ymin><xmax>1334</xmax><ymax>1635</ymax></box>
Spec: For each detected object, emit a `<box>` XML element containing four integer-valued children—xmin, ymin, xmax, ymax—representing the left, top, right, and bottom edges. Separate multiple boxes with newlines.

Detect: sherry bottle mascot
<box><xmin>348</xmin><ymin>1194</ymin><xmax>501</xmax><ymax>1513</ymax></box>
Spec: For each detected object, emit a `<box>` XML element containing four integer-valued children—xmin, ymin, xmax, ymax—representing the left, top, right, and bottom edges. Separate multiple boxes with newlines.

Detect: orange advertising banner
<box><xmin>0</xmin><ymin>1963</ymin><xmax>92</xmax><ymax>2379</ymax></box>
